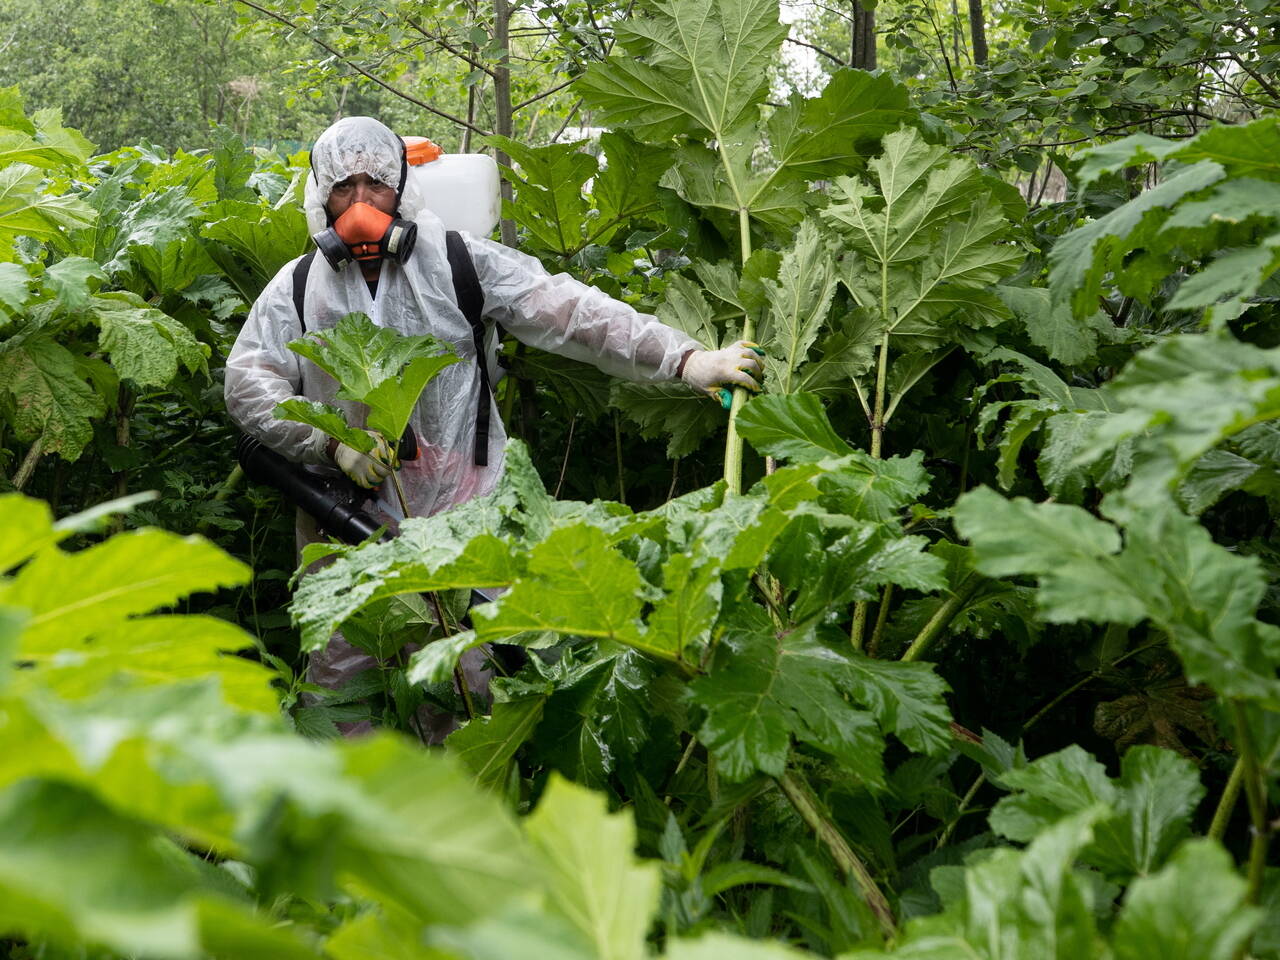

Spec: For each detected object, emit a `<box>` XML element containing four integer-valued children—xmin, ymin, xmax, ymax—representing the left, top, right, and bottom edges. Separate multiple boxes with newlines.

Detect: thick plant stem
<box><xmin>867</xmin><ymin>584</ymin><xmax>895</xmax><ymax>657</ymax></box>
<box><xmin>196</xmin><ymin>465</ymin><xmax>244</xmax><ymax>536</ymax></box>
<box><xmin>869</xmin><ymin>331</ymin><xmax>890</xmax><ymax>459</ymax></box>
<box><xmin>778</xmin><ymin>769</ymin><xmax>896</xmax><ymax>941</ymax></box>
<box><xmin>851</xmin><ymin>603</ymin><xmax>868</xmax><ymax>651</ymax></box>
<box><xmin>722</xmin><ymin>206</ymin><xmax>754</xmax><ymax>495</ymax></box>
<box><xmin>1229</xmin><ymin>701</ymin><xmax>1270</xmax><ymax>904</ymax></box>
<box><xmin>901</xmin><ymin>572</ymin><xmax>982</xmax><ymax>662</ymax></box>
<box><xmin>11</xmin><ymin>437</ymin><xmax>43</xmax><ymax>490</ymax></box>
<box><xmin>1208</xmin><ymin>756</ymin><xmax>1245</xmax><ymax>843</ymax></box>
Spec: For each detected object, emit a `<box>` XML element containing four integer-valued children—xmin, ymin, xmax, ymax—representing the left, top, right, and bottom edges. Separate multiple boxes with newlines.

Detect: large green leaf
<box><xmin>91</xmin><ymin>291</ymin><xmax>208</xmax><ymax>386</ymax></box>
<box><xmin>0</xmin><ymin>779</ymin><xmax>318</xmax><ymax>960</ymax></box>
<box><xmin>1070</xmin><ymin>333</ymin><xmax>1280</xmax><ymax>508</ymax></box>
<box><xmin>0</xmin><ymin>163</ymin><xmax>95</xmax><ymax>252</ymax></box>
<box><xmin>757</xmin><ymin>220</ymin><xmax>839</xmax><ymax>393</ymax></box>
<box><xmin>1047</xmin><ymin>160</ymin><xmax>1229</xmax><ymax>323</ymax></box>
<box><xmin>471</xmin><ymin>525</ymin><xmax>649</xmax><ymax>649</ymax></box>
<box><xmin>990</xmin><ymin>745</ymin><xmax>1205</xmax><ymax>881</ymax></box>
<box><xmin>0</xmin><ymin>334</ymin><xmax>105</xmax><ymax>460</ymax></box>
<box><xmin>610</xmin><ymin>380</ymin><xmax>721</xmax><ymax>459</ymax></box>
<box><xmin>489</xmin><ymin>136</ymin><xmax>595</xmax><ymax>257</ymax></box>
<box><xmin>524</xmin><ymin>776</ymin><xmax>661</xmax><ymax>960</ymax></box>
<box><xmin>954</xmin><ymin>487</ymin><xmax>1280</xmax><ymax>706</ymax></box>
<box><xmin>579</xmin><ymin>0</ymin><xmax>909</xmax><ymax>233</ymax></box>
<box><xmin>447</xmin><ymin>695</ymin><xmax>547</xmax><ymax>791</ymax></box>
<box><xmin>201</xmin><ymin>197</ymin><xmax>309</xmax><ymax>285</ymax></box>
<box><xmin>737</xmin><ymin>392</ymin><xmax>854</xmax><ymax>461</ymax></box>
<box><xmin>1111</xmin><ymin>839</ymin><xmax>1261</xmax><ymax>960</ymax></box>
<box><xmin>281</xmin><ymin>312</ymin><xmax>459</xmax><ymax>447</ymax></box>
<box><xmin>577</xmin><ymin>0</ymin><xmax>786</xmax><ymax>143</ymax></box>
<box><xmin>822</xmin><ymin>126</ymin><xmax>1024</xmax><ymax>354</ymax></box>
<box><xmin>0</xmin><ymin>528</ymin><xmax>249</xmax><ymax>650</ymax></box>
<box><xmin>689</xmin><ymin>607</ymin><xmax>951</xmax><ymax>784</ymax></box>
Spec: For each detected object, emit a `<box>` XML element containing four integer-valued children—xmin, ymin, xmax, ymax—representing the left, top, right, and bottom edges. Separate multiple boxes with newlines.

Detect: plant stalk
<box><xmin>1208</xmin><ymin>756</ymin><xmax>1245</xmax><ymax>843</ymax></box>
<box><xmin>901</xmin><ymin>572</ymin><xmax>982</xmax><ymax>662</ymax></box>
<box><xmin>870</xmin><ymin>330</ymin><xmax>891</xmax><ymax>459</ymax></box>
<box><xmin>1229</xmin><ymin>701</ymin><xmax>1269</xmax><ymax>904</ymax></box>
<box><xmin>722</xmin><ymin>206</ymin><xmax>755</xmax><ymax>495</ymax></box>
<box><xmin>11</xmin><ymin>437</ymin><xmax>43</xmax><ymax>490</ymax></box>
<box><xmin>778</xmin><ymin>769</ymin><xmax>896</xmax><ymax>941</ymax></box>
<box><xmin>867</xmin><ymin>584</ymin><xmax>895</xmax><ymax>657</ymax></box>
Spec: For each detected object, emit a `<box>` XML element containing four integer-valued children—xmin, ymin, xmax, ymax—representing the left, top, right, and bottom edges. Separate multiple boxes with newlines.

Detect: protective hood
<box><xmin>304</xmin><ymin>116</ymin><xmax>408</xmax><ymax>235</ymax></box>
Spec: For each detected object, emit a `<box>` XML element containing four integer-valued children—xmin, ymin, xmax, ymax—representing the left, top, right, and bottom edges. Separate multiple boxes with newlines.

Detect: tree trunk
<box><xmin>492</xmin><ymin>0</ymin><xmax>517</xmax><ymax>246</ymax></box>
<box><xmin>850</xmin><ymin>1</ymin><xmax>876</xmax><ymax>71</ymax></box>
<box><xmin>968</xmin><ymin>0</ymin><xmax>988</xmax><ymax>65</ymax></box>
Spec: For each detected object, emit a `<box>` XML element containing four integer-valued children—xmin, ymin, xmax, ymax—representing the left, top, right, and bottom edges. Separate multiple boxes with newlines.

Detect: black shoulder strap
<box><xmin>292</xmin><ymin>251</ymin><xmax>316</xmax><ymax>330</ymax></box>
<box><xmin>445</xmin><ymin>230</ymin><xmax>491</xmax><ymax>467</ymax></box>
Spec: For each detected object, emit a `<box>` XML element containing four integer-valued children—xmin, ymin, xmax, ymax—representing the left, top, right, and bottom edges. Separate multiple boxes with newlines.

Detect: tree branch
<box><xmin>785</xmin><ymin>35</ymin><xmax>846</xmax><ymax>66</ymax></box>
<box><xmin>231</xmin><ymin>0</ymin><xmax>490</xmax><ymax>136</ymax></box>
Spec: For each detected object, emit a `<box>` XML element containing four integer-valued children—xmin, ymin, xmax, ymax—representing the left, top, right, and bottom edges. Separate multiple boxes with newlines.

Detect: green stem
<box><xmin>870</xmin><ymin>331</ymin><xmax>890</xmax><ymax>459</ymax></box>
<box><xmin>1229</xmin><ymin>701</ymin><xmax>1269</xmax><ymax>905</ymax></box>
<box><xmin>11</xmin><ymin>437</ymin><xmax>43</xmax><ymax>491</ymax></box>
<box><xmin>722</xmin><ymin>206</ymin><xmax>754</xmax><ymax>496</ymax></box>
<box><xmin>1208</xmin><ymin>756</ymin><xmax>1245</xmax><ymax>843</ymax></box>
<box><xmin>936</xmin><ymin>771</ymin><xmax>985</xmax><ymax>851</ymax></box>
<box><xmin>867</xmin><ymin>584</ymin><xmax>895</xmax><ymax>657</ymax></box>
<box><xmin>901</xmin><ymin>572</ymin><xmax>982</xmax><ymax>662</ymax></box>
<box><xmin>778</xmin><ymin>769</ymin><xmax>896</xmax><ymax>941</ymax></box>
<box><xmin>851</xmin><ymin>602</ymin><xmax>868</xmax><ymax>651</ymax></box>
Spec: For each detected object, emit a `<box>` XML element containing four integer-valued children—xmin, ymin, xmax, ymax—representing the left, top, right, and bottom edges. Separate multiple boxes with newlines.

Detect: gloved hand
<box><xmin>681</xmin><ymin>340</ymin><xmax>765</xmax><ymax>399</ymax></box>
<box><xmin>330</xmin><ymin>430</ymin><xmax>396</xmax><ymax>489</ymax></box>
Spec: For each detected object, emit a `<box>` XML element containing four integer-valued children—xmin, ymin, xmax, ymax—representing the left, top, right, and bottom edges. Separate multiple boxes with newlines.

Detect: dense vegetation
<box><xmin>1</xmin><ymin>0</ymin><xmax>1278</xmax><ymax>956</ymax></box>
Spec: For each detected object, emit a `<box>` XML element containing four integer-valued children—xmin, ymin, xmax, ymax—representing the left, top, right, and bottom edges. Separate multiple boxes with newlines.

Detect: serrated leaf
<box><xmin>0</xmin><ymin>334</ymin><xmax>105</xmax><ymax>460</ymax></box>
<box><xmin>16</xmin><ymin>614</ymin><xmax>278</xmax><ymax>714</ymax></box>
<box><xmin>691</xmin><ymin>609</ymin><xmax>917</xmax><ymax>787</ymax></box>
<box><xmin>819</xmin><ymin>450</ymin><xmax>932</xmax><ymax>523</ymax></box>
<box><xmin>738</xmin><ymin>392</ymin><xmax>853</xmax><ymax>462</ymax></box>
<box><xmin>577</xmin><ymin>0</ymin><xmax>787</xmax><ymax>143</ymax></box>
<box><xmin>289</xmin><ymin>312</ymin><xmax>453</xmax><ymax>404</ymax></box>
<box><xmin>822</xmin><ymin>127</ymin><xmax>1023</xmax><ymax>353</ymax></box>
<box><xmin>524</xmin><ymin>776</ymin><xmax>661</xmax><ymax>960</ymax></box>
<box><xmin>610</xmin><ymin>380</ymin><xmax>720</xmax><ymax>459</ymax></box>
<box><xmin>956</xmin><ymin>487</ymin><xmax>1280</xmax><ymax>705</ymax></box>
<box><xmin>471</xmin><ymin>525</ymin><xmax>648</xmax><ymax>649</ymax></box>
<box><xmin>1111</xmin><ymin>839</ymin><xmax>1261</xmax><ymax>960</ymax></box>
<box><xmin>1048</xmin><ymin>161</ymin><xmax>1226</xmax><ymax>322</ymax></box>
<box><xmin>92</xmin><ymin>292</ymin><xmax>208</xmax><ymax>385</ymax></box>
<box><xmin>274</xmin><ymin>398</ymin><xmax>376</xmax><ymax>453</ymax></box>
<box><xmin>447</xmin><ymin>695</ymin><xmax>547</xmax><ymax>791</ymax></box>
<box><xmin>844</xmin><ymin>653</ymin><xmax>954</xmax><ymax>755</ymax></box>
<box><xmin>0</xmin><ymin>163</ymin><xmax>95</xmax><ymax>252</ymax></box>
<box><xmin>0</xmin><ymin>262</ymin><xmax>30</xmax><ymax>316</ymax></box>
<box><xmin>0</xmin><ymin>529</ymin><xmax>249</xmax><ymax>650</ymax></box>
<box><xmin>757</xmin><ymin>220</ymin><xmax>839</xmax><ymax>392</ymax></box>
<box><xmin>202</xmin><ymin>198</ymin><xmax>308</xmax><ymax>285</ymax></box>
<box><xmin>42</xmin><ymin>256</ymin><xmax>104</xmax><ymax>312</ymax></box>
<box><xmin>996</xmin><ymin>285</ymin><xmax>1106</xmax><ymax>367</ymax></box>
<box><xmin>490</xmin><ymin>136</ymin><xmax>595</xmax><ymax>257</ymax></box>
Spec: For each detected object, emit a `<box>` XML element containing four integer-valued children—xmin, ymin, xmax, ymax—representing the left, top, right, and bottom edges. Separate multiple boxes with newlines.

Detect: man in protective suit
<box><xmin>225</xmin><ymin>116</ymin><xmax>762</xmax><ymax>728</ymax></box>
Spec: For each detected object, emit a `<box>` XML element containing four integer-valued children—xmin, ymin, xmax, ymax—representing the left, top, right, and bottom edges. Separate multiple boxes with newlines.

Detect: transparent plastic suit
<box><xmin>224</xmin><ymin>117</ymin><xmax>702</xmax><ymax>732</ymax></box>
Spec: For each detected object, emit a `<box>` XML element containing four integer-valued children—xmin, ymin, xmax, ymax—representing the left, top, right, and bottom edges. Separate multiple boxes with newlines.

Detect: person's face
<box><xmin>326</xmin><ymin>172</ymin><xmax>397</xmax><ymax>219</ymax></box>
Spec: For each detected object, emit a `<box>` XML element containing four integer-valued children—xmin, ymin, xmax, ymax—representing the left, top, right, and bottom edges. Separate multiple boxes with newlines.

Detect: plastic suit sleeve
<box><xmin>224</xmin><ymin>262</ymin><xmax>329</xmax><ymax>464</ymax></box>
<box><xmin>465</xmin><ymin>236</ymin><xmax>702</xmax><ymax>382</ymax></box>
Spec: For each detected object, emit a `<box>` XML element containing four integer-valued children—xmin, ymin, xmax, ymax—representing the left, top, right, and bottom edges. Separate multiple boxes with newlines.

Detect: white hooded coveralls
<box><xmin>224</xmin><ymin>117</ymin><xmax>701</xmax><ymax>714</ymax></box>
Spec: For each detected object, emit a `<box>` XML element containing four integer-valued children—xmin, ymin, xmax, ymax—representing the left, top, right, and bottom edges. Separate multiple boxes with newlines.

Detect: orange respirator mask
<box><xmin>312</xmin><ymin>201</ymin><xmax>418</xmax><ymax>271</ymax></box>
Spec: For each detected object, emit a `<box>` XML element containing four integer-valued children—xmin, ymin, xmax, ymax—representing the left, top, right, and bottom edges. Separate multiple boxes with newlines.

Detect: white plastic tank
<box><xmin>400</xmin><ymin>137</ymin><xmax>501</xmax><ymax>238</ymax></box>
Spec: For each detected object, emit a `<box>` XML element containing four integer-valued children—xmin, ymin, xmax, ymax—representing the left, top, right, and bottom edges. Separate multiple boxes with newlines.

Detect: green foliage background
<box><xmin>1</xmin><ymin>0</ymin><xmax>1279</xmax><ymax>957</ymax></box>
